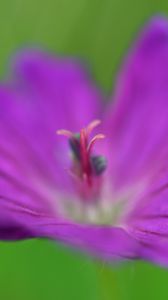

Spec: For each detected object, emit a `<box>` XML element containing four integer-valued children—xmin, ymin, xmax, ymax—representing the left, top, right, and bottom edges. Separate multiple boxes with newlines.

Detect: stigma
<box><xmin>56</xmin><ymin>120</ymin><xmax>107</xmax><ymax>188</ymax></box>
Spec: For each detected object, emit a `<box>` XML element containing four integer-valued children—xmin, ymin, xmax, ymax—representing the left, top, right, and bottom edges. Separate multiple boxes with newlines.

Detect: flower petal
<box><xmin>13</xmin><ymin>50</ymin><xmax>102</xmax><ymax>131</ymax></box>
<box><xmin>0</xmin><ymin>52</ymin><xmax>101</xmax><ymax>239</ymax></box>
<box><xmin>105</xmin><ymin>17</ymin><xmax>168</xmax><ymax>188</ymax></box>
<box><xmin>102</xmin><ymin>17</ymin><xmax>168</xmax><ymax>265</ymax></box>
<box><xmin>37</xmin><ymin>221</ymin><xmax>140</xmax><ymax>261</ymax></box>
<box><xmin>124</xmin><ymin>154</ymin><xmax>168</xmax><ymax>266</ymax></box>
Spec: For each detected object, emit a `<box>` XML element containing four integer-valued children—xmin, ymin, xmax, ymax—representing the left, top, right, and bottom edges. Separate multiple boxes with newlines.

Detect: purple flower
<box><xmin>1</xmin><ymin>17</ymin><xmax>168</xmax><ymax>266</ymax></box>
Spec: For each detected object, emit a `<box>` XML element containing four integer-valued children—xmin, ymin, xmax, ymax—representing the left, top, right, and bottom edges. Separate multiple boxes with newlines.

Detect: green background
<box><xmin>0</xmin><ymin>1</ymin><xmax>168</xmax><ymax>299</ymax></box>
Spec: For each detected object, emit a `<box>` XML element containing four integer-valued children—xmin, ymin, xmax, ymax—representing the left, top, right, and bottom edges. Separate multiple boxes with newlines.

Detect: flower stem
<box><xmin>95</xmin><ymin>261</ymin><xmax>121</xmax><ymax>300</ymax></box>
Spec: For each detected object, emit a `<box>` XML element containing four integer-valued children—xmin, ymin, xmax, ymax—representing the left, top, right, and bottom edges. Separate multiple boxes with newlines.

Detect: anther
<box><xmin>69</xmin><ymin>134</ymin><xmax>81</xmax><ymax>160</ymax></box>
<box><xmin>90</xmin><ymin>155</ymin><xmax>107</xmax><ymax>176</ymax></box>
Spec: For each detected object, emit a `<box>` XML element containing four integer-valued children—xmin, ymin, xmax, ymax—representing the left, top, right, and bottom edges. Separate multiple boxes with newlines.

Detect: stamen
<box><xmin>90</xmin><ymin>155</ymin><xmax>107</xmax><ymax>175</ymax></box>
<box><xmin>56</xmin><ymin>119</ymin><xmax>107</xmax><ymax>188</ymax></box>
<box><xmin>80</xmin><ymin>128</ymin><xmax>90</xmax><ymax>176</ymax></box>
<box><xmin>69</xmin><ymin>134</ymin><xmax>81</xmax><ymax>160</ymax></box>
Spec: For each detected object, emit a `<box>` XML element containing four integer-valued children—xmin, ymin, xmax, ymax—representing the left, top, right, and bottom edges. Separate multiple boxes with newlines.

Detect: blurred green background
<box><xmin>1</xmin><ymin>0</ymin><xmax>168</xmax><ymax>299</ymax></box>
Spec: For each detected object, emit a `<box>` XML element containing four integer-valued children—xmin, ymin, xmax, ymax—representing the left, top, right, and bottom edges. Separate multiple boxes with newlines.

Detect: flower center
<box><xmin>57</xmin><ymin>120</ymin><xmax>107</xmax><ymax>202</ymax></box>
<box><xmin>56</xmin><ymin>120</ymin><xmax>137</xmax><ymax>225</ymax></box>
